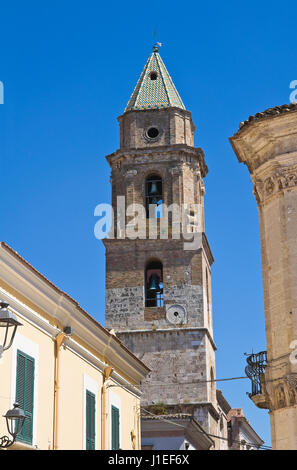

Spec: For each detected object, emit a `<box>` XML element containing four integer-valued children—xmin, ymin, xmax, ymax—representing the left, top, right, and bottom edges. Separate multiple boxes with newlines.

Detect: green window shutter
<box><xmin>15</xmin><ymin>350</ymin><xmax>35</xmax><ymax>444</ymax></box>
<box><xmin>86</xmin><ymin>390</ymin><xmax>96</xmax><ymax>450</ymax></box>
<box><xmin>111</xmin><ymin>405</ymin><xmax>120</xmax><ymax>450</ymax></box>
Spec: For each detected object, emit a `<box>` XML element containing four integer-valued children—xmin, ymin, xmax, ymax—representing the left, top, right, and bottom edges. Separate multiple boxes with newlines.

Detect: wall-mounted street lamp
<box><xmin>0</xmin><ymin>403</ymin><xmax>26</xmax><ymax>448</ymax></box>
<box><xmin>0</xmin><ymin>302</ymin><xmax>25</xmax><ymax>448</ymax></box>
<box><xmin>0</xmin><ymin>301</ymin><xmax>22</xmax><ymax>358</ymax></box>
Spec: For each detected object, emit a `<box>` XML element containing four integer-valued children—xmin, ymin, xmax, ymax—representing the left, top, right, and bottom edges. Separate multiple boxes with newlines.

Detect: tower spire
<box><xmin>124</xmin><ymin>46</ymin><xmax>185</xmax><ymax>112</ymax></box>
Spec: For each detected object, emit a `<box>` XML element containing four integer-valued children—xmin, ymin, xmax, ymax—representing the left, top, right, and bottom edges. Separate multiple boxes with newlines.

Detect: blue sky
<box><xmin>1</xmin><ymin>0</ymin><xmax>296</xmax><ymax>447</ymax></box>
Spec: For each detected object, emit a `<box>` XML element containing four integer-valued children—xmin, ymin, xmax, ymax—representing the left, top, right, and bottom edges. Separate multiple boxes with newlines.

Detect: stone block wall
<box><xmin>118</xmin><ymin>329</ymin><xmax>209</xmax><ymax>406</ymax></box>
<box><xmin>105</xmin><ymin>238</ymin><xmax>208</xmax><ymax>330</ymax></box>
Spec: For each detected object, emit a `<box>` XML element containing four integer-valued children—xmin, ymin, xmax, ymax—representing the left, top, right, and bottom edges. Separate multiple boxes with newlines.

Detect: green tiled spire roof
<box><xmin>125</xmin><ymin>45</ymin><xmax>186</xmax><ymax>112</ymax></box>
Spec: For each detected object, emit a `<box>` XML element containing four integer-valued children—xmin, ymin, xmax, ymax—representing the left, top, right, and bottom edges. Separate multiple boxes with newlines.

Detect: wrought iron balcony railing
<box><xmin>245</xmin><ymin>351</ymin><xmax>267</xmax><ymax>398</ymax></box>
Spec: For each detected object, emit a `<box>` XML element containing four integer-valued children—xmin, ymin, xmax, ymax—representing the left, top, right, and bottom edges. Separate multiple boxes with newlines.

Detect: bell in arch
<box><xmin>149</xmin><ymin>181</ymin><xmax>159</xmax><ymax>195</ymax></box>
<box><xmin>148</xmin><ymin>273</ymin><xmax>160</xmax><ymax>292</ymax></box>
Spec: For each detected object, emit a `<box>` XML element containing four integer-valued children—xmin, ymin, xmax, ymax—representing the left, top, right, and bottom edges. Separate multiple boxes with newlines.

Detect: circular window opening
<box><xmin>149</xmin><ymin>71</ymin><xmax>158</xmax><ymax>81</ymax></box>
<box><xmin>147</xmin><ymin>127</ymin><xmax>159</xmax><ymax>139</ymax></box>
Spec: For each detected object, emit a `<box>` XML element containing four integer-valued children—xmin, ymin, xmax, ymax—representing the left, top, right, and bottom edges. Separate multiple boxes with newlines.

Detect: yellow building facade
<box><xmin>0</xmin><ymin>242</ymin><xmax>149</xmax><ymax>450</ymax></box>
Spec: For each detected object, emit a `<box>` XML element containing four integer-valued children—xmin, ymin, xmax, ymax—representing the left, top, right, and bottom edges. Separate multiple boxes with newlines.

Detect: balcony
<box><xmin>245</xmin><ymin>351</ymin><xmax>268</xmax><ymax>409</ymax></box>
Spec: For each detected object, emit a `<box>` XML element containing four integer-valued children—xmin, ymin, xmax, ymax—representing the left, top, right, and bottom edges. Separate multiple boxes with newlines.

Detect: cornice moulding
<box><xmin>230</xmin><ymin>109</ymin><xmax>297</xmax><ymax>172</ymax></box>
<box><xmin>117</xmin><ymin>326</ymin><xmax>217</xmax><ymax>351</ymax></box>
<box><xmin>106</xmin><ymin>145</ymin><xmax>208</xmax><ymax>176</ymax></box>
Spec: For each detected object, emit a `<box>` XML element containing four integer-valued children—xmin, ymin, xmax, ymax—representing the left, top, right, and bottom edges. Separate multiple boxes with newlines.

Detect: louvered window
<box><xmin>111</xmin><ymin>405</ymin><xmax>120</xmax><ymax>449</ymax></box>
<box><xmin>86</xmin><ymin>390</ymin><xmax>96</xmax><ymax>450</ymax></box>
<box><xmin>15</xmin><ymin>350</ymin><xmax>35</xmax><ymax>444</ymax></box>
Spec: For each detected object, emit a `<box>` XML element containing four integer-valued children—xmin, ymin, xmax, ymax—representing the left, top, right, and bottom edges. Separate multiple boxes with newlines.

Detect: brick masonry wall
<box><xmin>118</xmin><ymin>108</ymin><xmax>194</xmax><ymax>149</ymax></box>
<box><xmin>109</xmin><ymin>151</ymin><xmax>206</xmax><ymax>232</ymax></box>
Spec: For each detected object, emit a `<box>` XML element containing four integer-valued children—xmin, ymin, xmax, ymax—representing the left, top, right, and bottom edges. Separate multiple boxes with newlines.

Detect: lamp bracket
<box><xmin>0</xmin><ymin>435</ymin><xmax>15</xmax><ymax>448</ymax></box>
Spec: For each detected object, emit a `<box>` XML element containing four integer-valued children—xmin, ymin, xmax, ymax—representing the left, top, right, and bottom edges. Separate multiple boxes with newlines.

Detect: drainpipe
<box><xmin>53</xmin><ymin>332</ymin><xmax>67</xmax><ymax>450</ymax></box>
<box><xmin>101</xmin><ymin>366</ymin><xmax>113</xmax><ymax>450</ymax></box>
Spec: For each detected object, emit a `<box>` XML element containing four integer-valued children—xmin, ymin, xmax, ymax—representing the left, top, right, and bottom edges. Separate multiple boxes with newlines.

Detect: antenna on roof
<box><xmin>153</xmin><ymin>29</ymin><xmax>162</xmax><ymax>52</ymax></box>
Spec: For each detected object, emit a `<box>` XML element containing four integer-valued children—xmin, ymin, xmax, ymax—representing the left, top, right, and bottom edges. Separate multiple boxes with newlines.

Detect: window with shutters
<box><xmin>86</xmin><ymin>390</ymin><xmax>96</xmax><ymax>450</ymax></box>
<box><xmin>111</xmin><ymin>405</ymin><xmax>120</xmax><ymax>450</ymax></box>
<box><xmin>15</xmin><ymin>350</ymin><xmax>35</xmax><ymax>444</ymax></box>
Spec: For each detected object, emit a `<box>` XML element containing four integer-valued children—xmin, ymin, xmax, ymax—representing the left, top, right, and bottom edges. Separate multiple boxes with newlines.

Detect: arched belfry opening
<box><xmin>145</xmin><ymin>260</ymin><xmax>164</xmax><ymax>307</ymax></box>
<box><xmin>145</xmin><ymin>174</ymin><xmax>162</xmax><ymax>218</ymax></box>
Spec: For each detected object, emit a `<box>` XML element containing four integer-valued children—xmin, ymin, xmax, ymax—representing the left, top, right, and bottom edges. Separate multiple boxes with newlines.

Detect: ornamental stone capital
<box><xmin>252</xmin><ymin>165</ymin><xmax>297</xmax><ymax>204</ymax></box>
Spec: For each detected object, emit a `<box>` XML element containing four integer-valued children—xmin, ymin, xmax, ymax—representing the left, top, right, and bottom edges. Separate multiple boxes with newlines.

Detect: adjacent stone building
<box><xmin>104</xmin><ymin>44</ymin><xmax>224</xmax><ymax>448</ymax></box>
<box><xmin>230</xmin><ymin>103</ymin><xmax>297</xmax><ymax>450</ymax></box>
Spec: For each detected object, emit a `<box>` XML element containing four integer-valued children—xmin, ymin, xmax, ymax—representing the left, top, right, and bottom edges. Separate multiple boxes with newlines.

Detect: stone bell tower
<box><xmin>104</xmin><ymin>45</ymin><xmax>219</xmax><ymax>438</ymax></box>
<box><xmin>230</xmin><ymin>103</ymin><xmax>297</xmax><ymax>450</ymax></box>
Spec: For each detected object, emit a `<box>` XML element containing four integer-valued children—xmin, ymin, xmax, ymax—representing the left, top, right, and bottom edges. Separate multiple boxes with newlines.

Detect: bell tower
<box><xmin>104</xmin><ymin>45</ymin><xmax>219</xmax><ymax>438</ymax></box>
